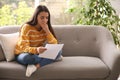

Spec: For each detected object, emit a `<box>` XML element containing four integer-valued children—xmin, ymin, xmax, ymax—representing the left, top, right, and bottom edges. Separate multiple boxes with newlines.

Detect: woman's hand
<box><xmin>40</xmin><ymin>23</ymin><xmax>51</xmax><ymax>35</ymax></box>
<box><xmin>37</xmin><ymin>47</ymin><xmax>47</xmax><ymax>54</ymax></box>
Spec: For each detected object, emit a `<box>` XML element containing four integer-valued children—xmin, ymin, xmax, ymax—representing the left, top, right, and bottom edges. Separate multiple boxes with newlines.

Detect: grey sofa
<box><xmin>0</xmin><ymin>25</ymin><xmax>120</xmax><ymax>80</ymax></box>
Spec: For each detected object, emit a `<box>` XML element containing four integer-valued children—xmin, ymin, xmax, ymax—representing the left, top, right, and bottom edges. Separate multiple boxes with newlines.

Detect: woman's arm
<box><xmin>17</xmin><ymin>24</ymin><xmax>38</xmax><ymax>54</ymax></box>
<box><xmin>41</xmin><ymin>23</ymin><xmax>58</xmax><ymax>44</ymax></box>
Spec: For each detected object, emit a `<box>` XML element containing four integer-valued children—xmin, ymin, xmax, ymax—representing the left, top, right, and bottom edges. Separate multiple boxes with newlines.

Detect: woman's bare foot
<box><xmin>35</xmin><ymin>64</ymin><xmax>40</xmax><ymax>68</ymax></box>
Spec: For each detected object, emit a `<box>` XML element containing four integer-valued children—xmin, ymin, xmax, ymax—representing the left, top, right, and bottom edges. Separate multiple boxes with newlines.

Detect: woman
<box><xmin>14</xmin><ymin>5</ymin><xmax>62</xmax><ymax>77</ymax></box>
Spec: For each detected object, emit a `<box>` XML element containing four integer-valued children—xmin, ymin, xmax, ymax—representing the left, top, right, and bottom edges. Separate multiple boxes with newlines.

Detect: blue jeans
<box><xmin>16</xmin><ymin>51</ymin><xmax>62</xmax><ymax>67</ymax></box>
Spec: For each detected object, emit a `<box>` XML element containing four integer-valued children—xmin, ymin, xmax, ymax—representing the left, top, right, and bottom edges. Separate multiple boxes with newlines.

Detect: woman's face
<box><xmin>37</xmin><ymin>11</ymin><xmax>49</xmax><ymax>26</ymax></box>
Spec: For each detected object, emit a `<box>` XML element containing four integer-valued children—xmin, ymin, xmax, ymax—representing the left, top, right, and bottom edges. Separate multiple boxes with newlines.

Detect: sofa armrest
<box><xmin>99</xmin><ymin>42</ymin><xmax>120</xmax><ymax>79</ymax></box>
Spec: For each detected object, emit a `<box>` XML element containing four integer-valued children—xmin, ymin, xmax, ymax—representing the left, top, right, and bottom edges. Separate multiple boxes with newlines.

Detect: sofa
<box><xmin>0</xmin><ymin>25</ymin><xmax>120</xmax><ymax>80</ymax></box>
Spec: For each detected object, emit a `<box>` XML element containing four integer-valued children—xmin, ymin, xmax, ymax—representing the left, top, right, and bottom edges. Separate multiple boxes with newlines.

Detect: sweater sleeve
<box><xmin>46</xmin><ymin>32</ymin><xmax>58</xmax><ymax>44</ymax></box>
<box><xmin>17</xmin><ymin>25</ymin><xmax>38</xmax><ymax>54</ymax></box>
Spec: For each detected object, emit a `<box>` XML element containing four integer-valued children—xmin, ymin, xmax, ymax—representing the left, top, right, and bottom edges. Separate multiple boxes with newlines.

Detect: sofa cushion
<box><xmin>36</xmin><ymin>56</ymin><xmax>110</xmax><ymax>79</ymax></box>
<box><xmin>0</xmin><ymin>26</ymin><xmax>20</xmax><ymax>61</ymax></box>
<box><xmin>0</xmin><ymin>61</ymin><xmax>27</xmax><ymax>79</ymax></box>
<box><xmin>0</xmin><ymin>56</ymin><xmax>109</xmax><ymax>80</ymax></box>
<box><xmin>0</xmin><ymin>32</ymin><xmax>19</xmax><ymax>61</ymax></box>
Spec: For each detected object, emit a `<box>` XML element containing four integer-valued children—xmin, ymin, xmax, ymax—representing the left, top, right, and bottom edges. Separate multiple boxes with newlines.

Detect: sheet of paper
<box><xmin>39</xmin><ymin>44</ymin><xmax>64</xmax><ymax>59</ymax></box>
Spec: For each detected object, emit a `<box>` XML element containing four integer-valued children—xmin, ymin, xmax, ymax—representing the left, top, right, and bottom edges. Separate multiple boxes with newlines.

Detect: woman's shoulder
<box><xmin>22</xmin><ymin>24</ymin><xmax>32</xmax><ymax>28</ymax></box>
<box><xmin>21</xmin><ymin>24</ymin><xmax>35</xmax><ymax>31</ymax></box>
<box><xmin>20</xmin><ymin>24</ymin><xmax>35</xmax><ymax>35</ymax></box>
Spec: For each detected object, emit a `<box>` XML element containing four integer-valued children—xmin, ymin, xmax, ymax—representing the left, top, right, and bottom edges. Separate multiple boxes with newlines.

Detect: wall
<box><xmin>109</xmin><ymin>0</ymin><xmax>120</xmax><ymax>17</ymax></box>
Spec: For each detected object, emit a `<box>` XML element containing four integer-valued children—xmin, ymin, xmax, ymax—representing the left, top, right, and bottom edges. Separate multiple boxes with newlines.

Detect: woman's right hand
<box><xmin>37</xmin><ymin>47</ymin><xmax>47</xmax><ymax>54</ymax></box>
<box><xmin>40</xmin><ymin>23</ymin><xmax>51</xmax><ymax>35</ymax></box>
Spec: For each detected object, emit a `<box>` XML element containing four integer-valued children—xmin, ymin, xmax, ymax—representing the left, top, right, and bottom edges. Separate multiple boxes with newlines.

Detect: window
<box><xmin>0</xmin><ymin>0</ymin><xmax>119</xmax><ymax>26</ymax></box>
<box><xmin>0</xmin><ymin>0</ymin><xmax>70</xmax><ymax>26</ymax></box>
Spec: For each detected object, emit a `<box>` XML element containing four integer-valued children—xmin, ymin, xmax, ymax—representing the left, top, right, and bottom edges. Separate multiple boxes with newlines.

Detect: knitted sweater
<box><xmin>14</xmin><ymin>24</ymin><xmax>58</xmax><ymax>55</ymax></box>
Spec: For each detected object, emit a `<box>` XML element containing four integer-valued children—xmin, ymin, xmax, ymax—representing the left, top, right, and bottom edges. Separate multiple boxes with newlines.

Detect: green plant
<box><xmin>0</xmin><ymin>1</ymin><xmax>33</xmax><ymax>26</ymax></box>
<box><xmin>66</xmin><ymin>0</ymin><xmax>120</xmax><ymax>47</ymax></box>
<box><xmin>0</xmin><ymin>5</ymin><xmax>15</xmax><ymax>26</ymax></box>
<box><xmin>13</xmin><ymin>1</ymin><xmax>33</xmax><ymax>25</ymax></box>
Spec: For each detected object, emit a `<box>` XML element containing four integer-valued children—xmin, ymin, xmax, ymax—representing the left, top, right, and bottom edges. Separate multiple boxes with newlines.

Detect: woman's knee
<box><xmin>16</xmin><ymin>53</ymin><xmax>29</xmax><ymax>65</ymax></box>
<box><xmin>16</xmin><ymin>53</ymin><xmax>32</xmax><ymax>65</ymax></box>
<box><xmin>22</xmin><ymin>54</ymin><xmax>40</xmax><ymax>64</ymax></box>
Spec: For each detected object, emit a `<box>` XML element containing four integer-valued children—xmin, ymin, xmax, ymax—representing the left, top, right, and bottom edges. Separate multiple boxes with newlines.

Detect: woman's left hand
<box><xmin>37</xmin><ymin>46</ymin><xmax>47</xmax><ymax>54</ymax></box>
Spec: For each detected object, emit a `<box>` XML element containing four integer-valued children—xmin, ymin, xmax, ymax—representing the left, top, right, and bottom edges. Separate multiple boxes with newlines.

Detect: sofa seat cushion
<box><xmin>36</xmin><ymin>56</ymin><xmax>109</xmax><ymax>79</ymax></box>
<box><xmin>0</xmin><ymin>61</ymin><xmax>27</xmax><ymax>79</ymax></box>
<box><xmin>0</xmin><ymin>57</ymin><xmax>109</xmax><ymax>80</ymax></box>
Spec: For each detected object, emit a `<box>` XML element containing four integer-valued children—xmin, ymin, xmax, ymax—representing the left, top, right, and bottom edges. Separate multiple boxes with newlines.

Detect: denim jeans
<box><xmin>16</xmin><ymin>51</ymin><xmax>62</xmax><ymax>67</ymax></box>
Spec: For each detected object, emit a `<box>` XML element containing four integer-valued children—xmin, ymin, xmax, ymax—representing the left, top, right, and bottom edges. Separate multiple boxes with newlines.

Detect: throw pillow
<box><xmin>0</xmin><ymin>32</ymin><xmax>19</xmax><ymax>61</ymax></box>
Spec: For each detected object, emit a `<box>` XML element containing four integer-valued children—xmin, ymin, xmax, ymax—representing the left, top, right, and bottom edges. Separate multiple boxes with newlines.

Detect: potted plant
<box><xmin>66</xmin><ymin>0</ymin><xmax>120</xmax><ymax>47</ymax></box>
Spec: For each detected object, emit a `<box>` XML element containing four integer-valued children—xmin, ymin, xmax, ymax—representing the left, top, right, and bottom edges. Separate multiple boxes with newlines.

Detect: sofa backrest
<box><xmin>53</xmin><ymin>25</ymin><xmax>114</xmax><ymax>57</ymax></box>
<box><xmin>0</xmin><ymin>25</ymin><xmax>20</xmax><ymax>34</ymax></box>
<box><xmin>0</xmin><ymin>25</ymin><xmax>114</xmax><ymax>60</ymax></box>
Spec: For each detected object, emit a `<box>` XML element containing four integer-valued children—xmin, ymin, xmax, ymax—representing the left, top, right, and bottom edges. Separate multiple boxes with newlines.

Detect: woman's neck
<box><xmin>35</xmin><ymin>24</ymin><xmax>42</xmax><ymax>31</ymax></box>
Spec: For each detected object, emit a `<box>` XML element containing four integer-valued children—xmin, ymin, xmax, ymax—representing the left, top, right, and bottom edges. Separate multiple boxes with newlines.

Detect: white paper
<box><xmin>39</xmin><ymin>44</ymin><xmax>64</xmax><ymax>59</ymax></box>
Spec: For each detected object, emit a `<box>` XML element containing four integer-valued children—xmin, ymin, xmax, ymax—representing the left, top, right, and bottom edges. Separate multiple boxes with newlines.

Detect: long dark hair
<box><xmin>25</xmin><ymin>5</ymin><xmax>56</xmax><ymax>38</ymax></box>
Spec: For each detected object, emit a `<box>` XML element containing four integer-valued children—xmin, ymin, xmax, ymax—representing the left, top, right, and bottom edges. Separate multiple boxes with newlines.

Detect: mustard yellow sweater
<box><xmin>14</xmin><ymin>24</ymin><xmax>58</xmax><ymax>55</ymax></box>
